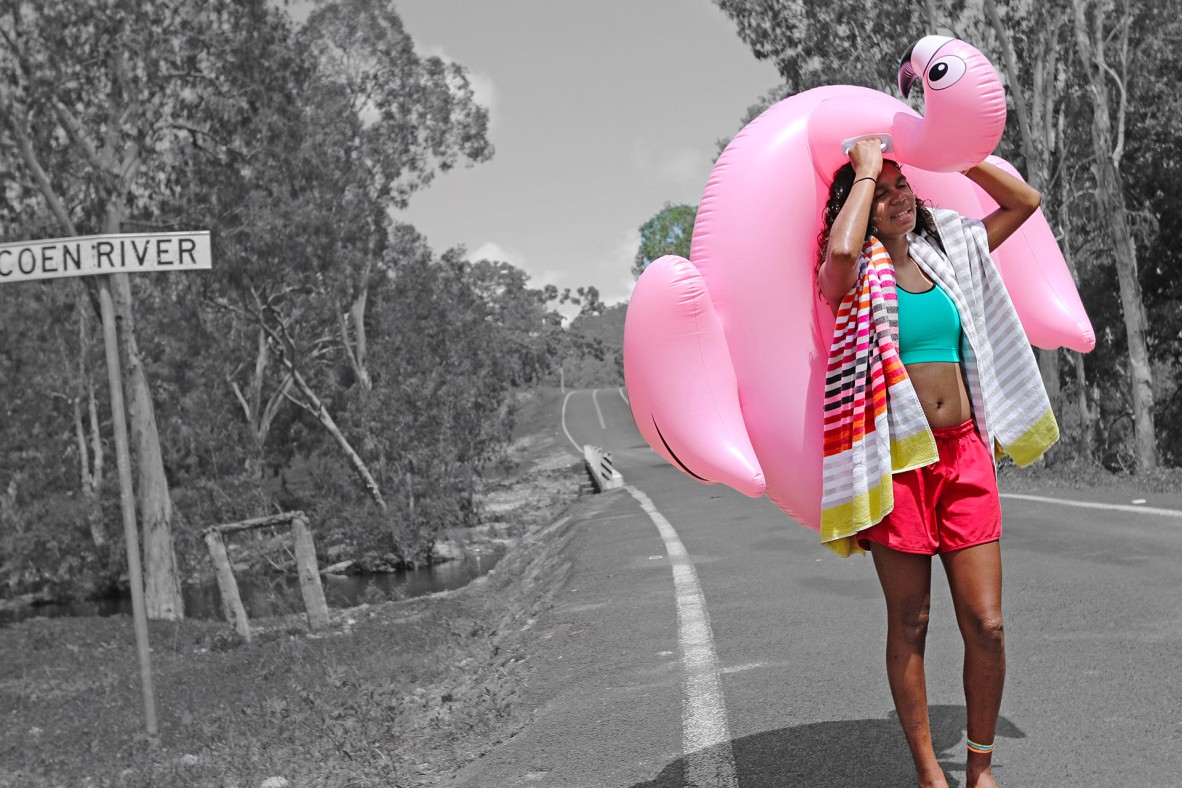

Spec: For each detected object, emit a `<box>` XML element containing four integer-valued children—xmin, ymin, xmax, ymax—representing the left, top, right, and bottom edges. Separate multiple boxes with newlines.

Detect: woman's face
<box><xmin>871</xmin><ymin>163</ymin><xmax>917</xmax><ymax>239</ymax></box>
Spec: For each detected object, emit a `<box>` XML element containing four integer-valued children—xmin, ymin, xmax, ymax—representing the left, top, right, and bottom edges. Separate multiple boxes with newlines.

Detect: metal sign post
<box><xmin>97</xmin><ymin>274</ymin><xmax>158</xmax><ymax>735</ymax></box>
<box><xmin>0</xmin><ymin>231</ymin><xmax>211</xmax><ymax>738</ymax></box>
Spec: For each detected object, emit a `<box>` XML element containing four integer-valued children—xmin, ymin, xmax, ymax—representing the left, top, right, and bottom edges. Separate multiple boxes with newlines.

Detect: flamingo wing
<box><xmin>623</xmin><ymin>255</ymin><xmax>765</xmax><ymax>497</ymax></box>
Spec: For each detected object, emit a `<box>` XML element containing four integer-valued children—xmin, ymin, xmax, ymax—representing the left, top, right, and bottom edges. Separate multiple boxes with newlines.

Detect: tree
<box><xmin>0</xmin><ymin>0</ymin><xmax>300</xmax><ymax>618</ymax></box>
<box><xmin>970</xmin><ymin>0</ymin><xmax>1092</xmax><ymax>460</ymax></box>
<box><xmin>714</xmin><ymin>0</ymin><xmax>927</xmax><ymax>95</ymax></box>
<box><xmin>464</xmin><ymin>257</ymin><xmax>566</xmax><ymax>387</ymax></box>
<box><xmin>1070</xmin><ymin>0</ymin><xmax>1156</xmax><ymax>469</ymax></box>
<box><xmin>634</xmin><ymin>203</ymin><xmax>697</xmax><ymax>277</ymax></box>
<box><xmin>301</xmin><ymin>0</ymin><xmax>493</xmax><ymax>392</ymax></box>
<box><xmin>566</xmin><ymin>304</ymin><xmax>627</xmax><ymax>389</ymax></box>
<box><xmin>353</xmin><ymin>249</ymin><xmax>521</xmax><ymax>560</ymax></box>
<box><xmin>180</xmin><ymin>0</ymin><xmax>495</xmax><ymax>510</ymax></box>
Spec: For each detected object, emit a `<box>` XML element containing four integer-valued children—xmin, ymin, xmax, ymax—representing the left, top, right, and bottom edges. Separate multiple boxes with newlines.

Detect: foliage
<box><xmin>714</xmin><ymin>0</ymin><xmax>934</xmax><ymax>95</ymax></box>
<box><xmin>564</xmin><ymin>304</ymin><xmax>627</xmax><ymax>389</ymax></box>
<box><xmin>633</xmin><ymin>202</ymin><xmax>697</xmax><ymax>277</ymax></box>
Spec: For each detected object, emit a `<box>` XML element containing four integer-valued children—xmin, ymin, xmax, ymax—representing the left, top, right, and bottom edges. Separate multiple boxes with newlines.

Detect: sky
<box><xmin>287</xmin><ymin>0</ymin><xmax>781</xmax><ymax>308</ymax></box>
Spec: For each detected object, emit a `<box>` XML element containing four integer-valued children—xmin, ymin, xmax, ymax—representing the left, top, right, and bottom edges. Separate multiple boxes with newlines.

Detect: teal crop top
<box><xmin>896</xmin><ymin>282</ymin><xmax>962</xmax><ymax>364</ymax></box>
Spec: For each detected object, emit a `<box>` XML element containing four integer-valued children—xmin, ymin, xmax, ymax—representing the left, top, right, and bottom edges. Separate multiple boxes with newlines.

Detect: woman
<box><xmin>817</xmin><ymin>138</ymin><xmax>1048</xmax><ymax>788</ymax></box>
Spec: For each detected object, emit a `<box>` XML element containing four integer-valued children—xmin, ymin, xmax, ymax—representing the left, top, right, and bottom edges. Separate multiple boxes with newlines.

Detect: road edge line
<box><xmin>560</xmin><ymin>391</ymin><xmax>581</xmax><ymax>453</ymax></box>
<box><xmin>1000</xmin><ymin>492</ymin><xmax>1182</xmax><ymax>518</ymax></box>
<box><xmin>591</xmin><ymin>388</ymin><xmax>607</xmax><ymax>429</ymax></box>
<box><xmin>626</xmin><ymin>485</ymin><xmax>738</xmax><ymax>788</ymax></box>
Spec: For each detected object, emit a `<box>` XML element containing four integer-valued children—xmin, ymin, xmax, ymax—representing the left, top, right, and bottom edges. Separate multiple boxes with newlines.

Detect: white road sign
<box><xmin>0</xmin><ymin>231</ymin><xmax>211</xmax><ymax>284</ymax></box>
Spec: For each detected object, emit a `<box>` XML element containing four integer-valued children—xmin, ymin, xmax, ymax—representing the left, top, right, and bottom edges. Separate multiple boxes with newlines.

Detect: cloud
<box><xmin>467</xmin><ymin>241</ymin><xmax>522</xmax><ymax>268</ymax></box>
<box><xmin>630</xmin><ymin>141</ymin><xmax>709</xmax><ymax>186</ymax></box>
<box><xmin>469</xmin><ymin>230</ymin><xmax>637</xmax><ymax>319</ymax></box>
<box><xmin>551</xmin><ymin>227</ymin><xmax>639</xmax><ymax>309</ymax></box>
<box><xmin>602</xmin><ymin>228</ymin><xmax>642</xmax><ymax>305</ymax></box>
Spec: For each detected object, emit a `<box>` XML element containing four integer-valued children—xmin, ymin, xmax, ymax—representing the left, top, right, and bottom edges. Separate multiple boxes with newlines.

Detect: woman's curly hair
<box><xmin>814</xmin><ymin>161</ymin><xmax>939</xmax><ymax>283</ymax></box>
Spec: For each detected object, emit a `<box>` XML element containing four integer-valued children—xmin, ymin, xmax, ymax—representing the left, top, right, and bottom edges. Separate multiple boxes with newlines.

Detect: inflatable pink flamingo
<box><xmin>623</xmin><ymin>36</ymin><xmax>1095</xmax><ymax>534</ymax></box>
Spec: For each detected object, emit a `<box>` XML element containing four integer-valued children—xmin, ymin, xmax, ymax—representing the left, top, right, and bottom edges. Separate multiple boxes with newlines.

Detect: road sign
<box><xmin>0</xmin><ymin>231</ymin><xmax>211</xmax><ymax>284</ymax></box>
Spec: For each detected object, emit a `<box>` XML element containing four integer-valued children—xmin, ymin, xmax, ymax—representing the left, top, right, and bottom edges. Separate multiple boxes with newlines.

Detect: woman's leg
<box><xmin>940</xmin><ymin>540</ymin><xmax>1005</xmax><ymax>788</ymax></box>
<box><xmin>870</xmin><ymin>543</ymin><xmax>948</xmax><ymax>788</ymax></box>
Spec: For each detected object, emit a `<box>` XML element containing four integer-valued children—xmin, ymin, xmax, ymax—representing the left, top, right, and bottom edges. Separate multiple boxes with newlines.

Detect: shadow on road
<box><xmin>628</xmin><ymin>705</ymin><xmax>1025</xmax><ymax>788</ymax></box>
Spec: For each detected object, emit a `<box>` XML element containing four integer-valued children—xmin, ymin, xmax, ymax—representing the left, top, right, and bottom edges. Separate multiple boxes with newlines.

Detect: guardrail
<box><xmin>583</xmin><ymin>445</ymin><xmax>624</xmax><ymax>492</ymax></box>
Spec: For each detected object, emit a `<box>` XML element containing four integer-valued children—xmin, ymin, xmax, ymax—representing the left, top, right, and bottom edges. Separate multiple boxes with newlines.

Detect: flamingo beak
<box><xmin>898</xmin><ymin>42</ymin><xmax>918</xmax><ymax>98</ymax></box>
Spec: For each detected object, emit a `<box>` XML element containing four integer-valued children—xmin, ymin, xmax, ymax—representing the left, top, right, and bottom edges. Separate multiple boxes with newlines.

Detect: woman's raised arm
<box><xmin>819</xmin><ymin>139</ymin><xmax>882</xmax><ymax>312</ymax></box>
<box><xmin>964</xmin><ymin>161</ymin><xmax>1042</xmax><ymax>251</ymax></box>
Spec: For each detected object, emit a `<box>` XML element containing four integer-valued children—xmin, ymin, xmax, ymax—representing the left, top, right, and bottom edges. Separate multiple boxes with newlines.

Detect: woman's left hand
<box><xmin>964</xmin><ymin>162</ymin><xmax>1042</xmax><ymax>251</ymax></box>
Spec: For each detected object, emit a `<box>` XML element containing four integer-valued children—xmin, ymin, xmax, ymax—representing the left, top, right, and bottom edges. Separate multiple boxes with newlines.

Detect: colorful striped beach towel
<box><xmin>820</xmin><ymin>208</ymin><xmax>1058</xmax><ymax>557</ymax></box>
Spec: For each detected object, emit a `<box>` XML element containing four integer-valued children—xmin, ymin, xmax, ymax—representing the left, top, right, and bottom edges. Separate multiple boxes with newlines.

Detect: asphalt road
<box><xmin>450</xmin><ymin>388</ymin><xmax>1182</xmax><ymax>788</ymax></box>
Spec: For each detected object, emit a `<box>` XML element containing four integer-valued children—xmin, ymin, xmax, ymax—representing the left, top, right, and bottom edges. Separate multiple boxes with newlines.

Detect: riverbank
<box><xmin>0</xmin><ymin>388</ymin><xmax>587</xmax><ymax>787</ymax></box>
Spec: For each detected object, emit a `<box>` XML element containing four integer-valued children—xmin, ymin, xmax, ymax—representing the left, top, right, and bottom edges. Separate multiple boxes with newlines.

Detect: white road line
<box><xmin>1000</xmin><ymin>493</ymin><xmax>1182</xmax><ymax>518</ymax></box>
<box><xmin>618</xmin><ymin>386</ymin><xmax>629</xmax><ymax>405</ymax></box>
<box><xmin>626</xmin><ymin>486</ymin><xmax>737</xmax><ymax>788</ymax></box>
<box><xmin>591</xmin><ymin>388</ymin><xmax>607</xmax><ymax>429</ymax></box>
<box><xmin>560</xmin><ymin>391</ymin><xmax>581</xmax><ymax>453</ymax></box>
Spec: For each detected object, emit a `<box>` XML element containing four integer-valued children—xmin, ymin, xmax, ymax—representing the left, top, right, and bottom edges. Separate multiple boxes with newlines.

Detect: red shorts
<box><xmin>857</xmin><ymin>419</ymin><xmax>1001</xmax><ymax>555</ymax></box>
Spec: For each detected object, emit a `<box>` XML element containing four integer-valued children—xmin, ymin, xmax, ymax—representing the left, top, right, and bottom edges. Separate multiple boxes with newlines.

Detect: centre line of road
<box><xmin>626</xmin><ymin>485</ymin><xmax>738</xmax><ymax>788</ymax></box>
<box><xmin>618</xmin><ymin>386</ymin><xmax>629</xmax><ymax>405</ymax></box>
<box><xmin>1000</xmin><ymin>493</ymin><xmax>1182</xmax><ymax>518</ymax></box>
<box><xmin>591</xmin><ymin>388</ymin><xmax>607</xmax><ymax>429</ymax></box>
<box><xmin>560</xmin><ymin>391</ymin><xmax>581</xmax><ymax>453</ymax></box>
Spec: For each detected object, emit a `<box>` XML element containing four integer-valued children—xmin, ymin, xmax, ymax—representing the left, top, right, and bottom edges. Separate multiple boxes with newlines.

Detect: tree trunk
<box><xmin>0</xmin><ymin>479</ymin><xmax>17</xmax><ymax>537</ymax></box>
<box><xmin>1072</xmin><ymin>351</ymin><xmax>1095</xmax><ymax>459</ymax></box>
<box><xmin>349</xmin><ymin>288</ymin><xmax>372</xmax><ymax>391</ymax></box>
<box><xmin>1058</xmin><ymin>198</ymin><xmax>1096</xmax><ymax>462</ymax></box>
<box><xmin>1071</xmin><ymin>0</ymin><xmax>1156</xmax><ymax>470</ymax></box>
<box><xmin>1036</xmin><ymin>349</ymin><xmax>1063</xmax><ymax>461</ymax></box>
<box><xmin>228</xmin><ymin>325</ymin><xmax>291</xmax><ymax>479</ymax></box>
<box><xmin>289</xmin><ymin>368</ymin><xmax>387</xmax><ymax>512</ymax></box>
<box><xmin>75</xmin><ymin>301</ymin><xmax>108</xmax><ymax>549</ymax></box>
<box><xmin>74</xmin><ymin>396</ymin><xmax>108</xmax><ymax>549</ymax></box>
<box><xmin>105</xmin><ymin>205</ymin><xmax>184</xmax><ymax>620</ymax></box>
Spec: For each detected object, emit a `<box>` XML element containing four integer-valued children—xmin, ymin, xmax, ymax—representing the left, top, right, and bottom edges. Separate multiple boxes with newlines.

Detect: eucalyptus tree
<box><xmin>715</xmin><ymin>0</ymin><xmax>929</xmax><ymax>94</ymax></box>
<box><xmin>300</xmin><ymin>0</ymin><xmax>493</xmax><ymax>392</ymax></box>
<box><xmin>1069</xmin><ymin>0</ymin><xmax>1159</xmax><ymax>469</ymax></box>
<box><xmin>187</xmin><ymin>0</ymin><xmax>494</xmax><ymax>512</ymax></box>
<box><xmin>463</xmin><ymin>257</ymin><xmax>567</xmax><ymax>387</ymax></box>
<box><xmin>0</xmin><ymin>0</ymin><xmax>306</xmax><ymax>618</ymax></box>
<box><xmin>356</xmin><ymin>247</ymin><xmax>518</xmax><ymax>559</ymax></box>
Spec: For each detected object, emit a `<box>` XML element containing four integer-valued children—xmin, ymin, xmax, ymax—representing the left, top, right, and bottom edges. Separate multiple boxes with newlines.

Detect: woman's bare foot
<box><xmin>966</xmin><ymin>753</ymin><xmax>998</xmax><ymax>788</ymax></box>
<box><xmin>916</xmin><ymin>765</ymin><xmax>950</xmax><ymax>788</ymax></box>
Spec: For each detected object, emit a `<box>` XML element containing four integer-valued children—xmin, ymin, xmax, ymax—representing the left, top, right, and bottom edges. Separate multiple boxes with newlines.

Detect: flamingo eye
<box><xmin>926</xmin><ymin>56</ymin><xmax>966</xmax><ymax>90</ymax></box>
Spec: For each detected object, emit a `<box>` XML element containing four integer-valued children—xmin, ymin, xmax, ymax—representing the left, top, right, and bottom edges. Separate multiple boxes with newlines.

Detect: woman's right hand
<box><xmin>848</xmin><ymin>138</ymin><xmax>884</xmax><ymax>180</ymax></box>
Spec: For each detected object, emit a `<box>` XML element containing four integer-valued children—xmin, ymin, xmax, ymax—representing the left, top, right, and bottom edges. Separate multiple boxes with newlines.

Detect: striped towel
<box><xmin>820</xmin><ymin>207</ymin><xmax>1058</xmax><ymax>557</ymax></box>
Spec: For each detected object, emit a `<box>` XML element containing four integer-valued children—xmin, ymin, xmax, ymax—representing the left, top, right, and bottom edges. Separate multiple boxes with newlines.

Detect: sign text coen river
<box><xmin>0</xmin><ymin>231</ymin><xmax>211</xmax><ymax>283</ymax></box>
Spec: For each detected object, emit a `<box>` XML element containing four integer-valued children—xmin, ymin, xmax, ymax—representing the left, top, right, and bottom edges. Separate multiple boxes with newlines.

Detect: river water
<box><xmin>0</xmin><ymin>548</ymin><xmax>504</xmax><ymax>627</ymax></box>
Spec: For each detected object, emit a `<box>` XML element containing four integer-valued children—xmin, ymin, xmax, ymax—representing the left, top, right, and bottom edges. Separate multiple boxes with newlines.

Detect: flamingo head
<box><xmin>894</xmin><ymin>36</ymin><xmax>1007</xmax><ymax>172</ymax></box>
